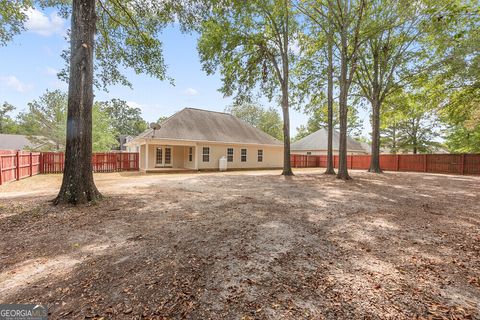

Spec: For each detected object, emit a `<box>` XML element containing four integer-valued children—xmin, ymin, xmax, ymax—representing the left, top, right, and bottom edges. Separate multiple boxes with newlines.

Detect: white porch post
<box><xmin>145</xmin><ymin>140</ymin><xmax>149</xmax><ymax>170</ymax></box>
<box><xmin>194</xmin><ymin>143</ymin><xmax>199</xmax><ymax>170</ymax></box>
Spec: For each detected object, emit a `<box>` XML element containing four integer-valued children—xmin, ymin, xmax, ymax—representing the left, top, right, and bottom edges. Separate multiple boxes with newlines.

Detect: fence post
<box><xmin>0</xmin><ymin>154</ymin><xmax>3</xmax><ymax>185</ymax></box>
<box><xmin>424</xmin><ymin>154</ymin><xmax>427</xmax><ymax>172</ymax></box>
<box><xmin>16</xmin><ymin>151</ymin><xmax>20</xmax><ymax>180</ymax></box>
<box><xmin>29</xmin><ymin>152</ymin><xmax>33</xmax><ymax>176</ymax></box>
<box><xmin>39</xmin><ymin>153</ymin><xmax>43</xmax><ymax>174</ymax></box>
<box><xmin>461</xmin><ymin>154</ymin><xmax>465</xmax><ymax>175</ymax></box>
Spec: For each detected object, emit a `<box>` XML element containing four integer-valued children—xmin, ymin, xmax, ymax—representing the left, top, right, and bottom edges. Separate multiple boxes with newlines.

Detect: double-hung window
<box><xmin>202</xmin><ymin>147</ymin><xmax>210</xmax><ymax>162</ymax></box>
<box><xmin>241</xmin><ymin>148</ymin><xmax>247</xmax><ymax>162</ymax></box>
<box><xmin>258</xmin><ymin>149</ymin><xmax>263</xmax><ymax>162</ymax></box>
<box><xmin>188</xmin><ymin>147</ymin><xmax>193</xmax><ymax>162</ymax></box>
<box><xmin>227</xmin><ymin>148</ymin><xmax>234</xmax><ymax>162</ymax></box>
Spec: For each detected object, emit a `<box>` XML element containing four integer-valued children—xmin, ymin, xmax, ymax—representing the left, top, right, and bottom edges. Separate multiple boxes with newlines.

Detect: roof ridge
<box><xmin>183</xmin><ymin>107</ymin><xmax>233</xmax><ymax>116</ymax></box>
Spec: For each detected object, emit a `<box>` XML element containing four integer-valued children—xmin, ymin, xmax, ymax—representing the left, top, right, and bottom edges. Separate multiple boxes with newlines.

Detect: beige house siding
<box><xmin>135</xmin><ymin>139</ymin><xmax>283</xmax><ymax>171</ymax></box>
<box><xmin>196</xmin><ymin>143</ymin><xmax>283</xmax><ymax>170</ymax></box>
<box><xmin>139</xmin><ymin>144</ymin><xmax>146</xmax><ymax>169</ymax></box>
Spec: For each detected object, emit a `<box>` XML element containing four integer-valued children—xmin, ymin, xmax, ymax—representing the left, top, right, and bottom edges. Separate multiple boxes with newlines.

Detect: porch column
<box><xmin>145</xmin><ymin>140</ymin><xmax>149</xmax><ymax>170</ymax></box>
<box><xmin>194</xmin><ymin>143</ymin><xmax>199</xmax><ymax>170</ymax></box>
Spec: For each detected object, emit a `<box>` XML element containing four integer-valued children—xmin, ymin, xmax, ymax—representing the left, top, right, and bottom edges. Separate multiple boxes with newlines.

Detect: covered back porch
<box><xmin>139</xmin><ymin>140</ymin><xmax>199</xmax><ymax>172</ymax></box>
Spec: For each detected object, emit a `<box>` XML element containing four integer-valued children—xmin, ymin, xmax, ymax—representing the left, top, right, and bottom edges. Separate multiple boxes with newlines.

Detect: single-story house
<box><xmin>359</xmin><ymin>142</ymin><xmax>390</xmax><ymax>154</ymax></box>
<box><xmin>115</xmin><ymin>134</ymin><xmax>134</xmax><ymax>151</ymax></box>
<box><xmin>291</xmin><ymin>128</ymin><xmax>369</xmax><ymax>155</ymax></box>
<box><xmin>125</xmin><ymin>108</ymin><xmax>284</xmax><ymax>172</ymax></box>
<box><xmin>0</xmin><ymin>134</ymin><xmax>58</xmax><ymax>151</ymax></box>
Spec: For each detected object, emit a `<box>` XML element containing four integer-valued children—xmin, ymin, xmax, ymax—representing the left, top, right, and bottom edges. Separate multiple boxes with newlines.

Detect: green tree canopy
<box><xmin>426</xmin><ymin>1</ymin><xmax>480</xmax><ymax>153</ymax></box>
<box><xmin>157</xmin><ymin>116</ymin><xmax>169</xmax><ymax>124</ymax></box>
<box><xmin>381</xmin><ymin>88</ymin><xmax>443</xmax><ymax>154</ymax></box>
<box><xmin>295</xmin><ymin>103</ymin><xmax>363</xmax><ymax>141</ymax></box>
<box><xmin>0</xmin><ymin>102</ymin><xmax>19</xmax><ymax>134</ymax></box>
<box><xmin>98</xmin><ymin>99</ymin><xmax>147</xmax><ymax>137</ymax></box>
<box><xmin>15</xmin><ymin>90</ymin><xmax>118</xmax><ymax>151</ymax></box>
<box><xmin>18</xmin><ymin>90</ymin><xmax>68</xmax><ymax>151</ymax></box>
<box><xmin>0</xmin><ymin>0</ymin><xmax>30</xmax><ymax>46</ymax></box>
<box><xmin>226</xmin><ymin>102</ymin><xmax>283</xmax><ymax>140</ymax></box>
<box><xmin>92</xmin><ymin>102</ymin><xmax>119</xmax><ymax>151</ymax></box>
<box><xmin>197</xmin><ymin>0</ymin><xmax>298</xmax><ymax>175</ymax></box>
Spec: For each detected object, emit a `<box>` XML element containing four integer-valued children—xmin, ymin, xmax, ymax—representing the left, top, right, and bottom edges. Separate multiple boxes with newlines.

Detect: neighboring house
<box><xmin>359</xmin><ymin>142</ymin><xmax>390</xmax><ymax>154</ymax></box>
<box><xmin>367</xmin><ymin>143</ymin><xmax>448</xmax><ymax>154</ymax></box>
<box><xmin>291</xmin><ymin>128</ymin><xmax>369</xmax><ymax>155</ymax></box>
<box><xmin>0</xmin><ymin>134</ymin><xmax>57</xmax><ymax>151</ymax></box>
<box><xmin>125</xmin><ymin>108</ymin><xmax>284</xmax><ymax>171</ymax></box>
<box><xmin>116</xmin><ymin>134</ymin><xmax>134</xmax><ymax>151</ymax></box>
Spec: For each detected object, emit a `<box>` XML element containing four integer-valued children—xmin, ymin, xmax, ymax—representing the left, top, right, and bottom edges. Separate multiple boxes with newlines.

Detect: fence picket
<box><xmin>0</xmin><ymin>151</ymin><xmax>139</xmax><ymax>185</ymax></box>
<box><xmin>290</xmin><ymin>153</ymin><xmax>480</xmax><ymax>176</ymax></box>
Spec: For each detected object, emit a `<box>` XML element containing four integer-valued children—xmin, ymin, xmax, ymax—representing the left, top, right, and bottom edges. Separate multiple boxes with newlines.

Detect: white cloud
<box><xmin>45</xmin><ymin>67</ymin><xmax>58</xmax><ymax>76</ymax></box>
<box><xmin>50</xmin><ymin>79</ymin><xmax>67</xmax><ymax>90</ymax></box>
<box><xmin>183</xmin><ymin>88</ymin><xmax>199</xmax><ymax>96</ymax></box>
<box><xmin>25</xmin><ymin>8</ymin><xmax>66</xmax><ymax>36</ymax></box>
<box><xmin>0</xmin><ymin>75</ymin><xmax>34</xmax><ymax>93</ymax></box>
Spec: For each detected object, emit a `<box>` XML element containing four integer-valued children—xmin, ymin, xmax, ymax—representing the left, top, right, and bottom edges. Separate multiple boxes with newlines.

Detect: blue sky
<box><xmin>0</xmin><ymin>7</ymin><xmax>371</xmax><ymax>138</ymax></box>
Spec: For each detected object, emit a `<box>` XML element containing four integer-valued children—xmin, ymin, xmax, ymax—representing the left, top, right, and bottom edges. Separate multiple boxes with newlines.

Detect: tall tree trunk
<box><xmin>281</xmin><ymin>0</ymin><xmax>293</xmax><ymax>176</ymax></box>
<box><xmin>337</xmin><ymin>89</ymin><xmax>350</xmax><ymax>180</ymax></box>
<box><xmin>325</xmin><ymin>3</ymin><xmax>335</xmax><ymax>175</ymax></box>
<box><xmin>368</xmin><ymin>41</ymin><xmax>382</xmax><ymax>173</ymax></box>
<box><xmin>412</xmin><ymin>121</ymin><xmax>418</xmax><ymax>154</ymax></box>
<box><xmin>368</xmin><ymin>97</ymin><xmax>382</xmax><ymax>172</ymax></box>
<box><xmin>54</xmin><ymin>0</ymin><xmax>101</xmax><ymax>205</ymax></box>
<box><xmin>336</xmin><ymin>27</ymin><xmax>350</xmax><ymax>180</ymax></box>
<box><xmin>392</xmin><ymin>124</ymin><xmax>396</xmax><ymax>154</ymax></box>
<box><xmin>281</xmin><ymin>81</ymin><xmax>293</xmax><ymax>176</ymax></box>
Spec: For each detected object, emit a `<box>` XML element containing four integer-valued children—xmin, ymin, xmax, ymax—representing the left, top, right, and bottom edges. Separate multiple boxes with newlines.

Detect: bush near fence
<box><xmin>0</xmin><ymin>151</ymin><xmax>139</xmax><ymax>185</ymax></box>
<box><xmin>291</xmin><ymin>154</ymin><xmax>480</xmax><ymax>175</ymax></box>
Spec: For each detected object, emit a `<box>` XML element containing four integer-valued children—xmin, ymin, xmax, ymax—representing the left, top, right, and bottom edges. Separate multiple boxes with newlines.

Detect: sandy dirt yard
<box><xmin>0</xmin><ymin>169</ymin><xmax>479</xmax><ymax>319</ymax></box>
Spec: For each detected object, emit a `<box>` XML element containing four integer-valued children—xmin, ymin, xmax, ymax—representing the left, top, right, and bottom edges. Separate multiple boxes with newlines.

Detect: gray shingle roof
<box><xmin>132</xmin><ymin>108</ymin><xmax>283</xmax><ymax>146</ymax></box>
<box><xmin>0</xmin><ymin>134</ymin><xmax>51</xmax><ymax>151</ymax></box>
<box><xmin>291</xmin><ymin>128</ymin><xmax>366</xmax><ymax>152</ymax></box>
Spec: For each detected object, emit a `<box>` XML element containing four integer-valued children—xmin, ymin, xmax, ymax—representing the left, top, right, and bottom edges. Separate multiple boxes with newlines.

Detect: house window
<box><xmin>258</xmin><ymin>149</ymin><xmax>263</xmax><ymax>162</ymax></box>
<box><xmin>165</xmin><ymin>147</ymin><xmax>171</xmax><ymax>164</ymax></box>
<box><xmin>202</xmin><ymin>147</ymin><xmax>210</xmax><ymax>162</ymax></box>
<box><xmin>241</xmin><ymin>148</ymin><xmax>247</xmax><ymax>162</ymax></box>
<box><xmin>227</xmin><ymin>148</ymin><xmax>234</xmax><ymax>162</ymax></box>
<box><xmin>189</xmin><ymin>147</ymin><xmax>193</xmax><ymax>162</ymax></box>
<box><xmin>306</xmin><ymin>151</ymin><xmax>312</xmax><ymax>155</ymax></box>
<box><xmin>156</xmin><ymin>148</ymin><xmax>163</xmax><ymax>165</ymax></box>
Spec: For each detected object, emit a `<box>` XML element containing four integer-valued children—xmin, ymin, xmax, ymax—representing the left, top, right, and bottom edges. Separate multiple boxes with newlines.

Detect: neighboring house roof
<box><xmin>360</xmin><ymin>142</ymin><xmax>391</xmax><ymax>154</ymax></box>
<box><xmin>0</xmin><ymin>134</ymin><xmax>55</xmax><ymax>151</ymax></box>
<box><xmin>127</xmin><ymin>108</ymin><xmax>283</xmax><ymax>146</ymax></box>
<box><xmin>291</xmin><ymin>128</ymin><xmax>366</xmax><ymax>152</ymax></box>
<box><xmin>360</xmin><ymin>142</ymin><xmax>371</xmax><ymax>153</ymax></box>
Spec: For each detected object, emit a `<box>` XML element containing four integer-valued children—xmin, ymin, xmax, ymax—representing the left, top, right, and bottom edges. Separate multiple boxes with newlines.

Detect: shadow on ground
<box><xmin>0</xmin><ymin>170</ymin><xmax>479</xmax><ymax>319</ymax></box>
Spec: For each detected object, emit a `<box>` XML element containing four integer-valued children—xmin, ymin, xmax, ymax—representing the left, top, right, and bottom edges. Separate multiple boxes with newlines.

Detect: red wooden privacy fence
<box><xmin>0</xmin><ymin>150</ymin><xmax>41</xmax><ymax>185</ymax></box>
<box><xmin>291</xmin><ymin>154</ymin><xmax>480</xmax><ymax>175</ymax></box>
<box><xmin>0</xmin><ymin>151</ymin><xmax>139</xmax><ymax>185</ymax></box>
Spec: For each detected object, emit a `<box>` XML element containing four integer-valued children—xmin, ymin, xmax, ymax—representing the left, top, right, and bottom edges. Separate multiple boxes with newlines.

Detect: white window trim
<box><xmin>227</xmin><ymin>147</ymin><xmax>234</xmax><ymax>162</ymax></box>
<box><xmin>202</xmin><ymin>147</ymin><xmax>210</xmax><ymax>162</ymax></box>
<box><xmin>241</xmin><ymin>148</ymin><xmax>247</xmax><ymax>162</ymax></box>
